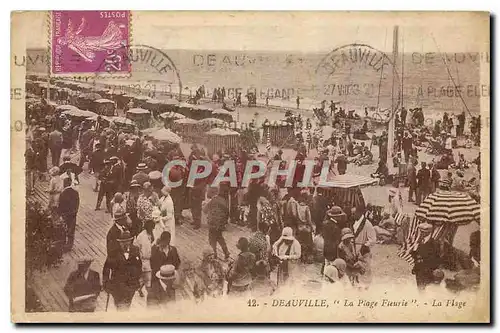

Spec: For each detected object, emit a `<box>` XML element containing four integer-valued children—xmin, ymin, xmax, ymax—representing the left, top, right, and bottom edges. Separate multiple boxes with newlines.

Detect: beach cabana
<box><xmin>320</xmin><ymin>174</ymin><xmax>378</xmax><ymax>214</ymax></box>
<box><xmin>205</xmin><ymin>128</ymin><xmax>241</xmax><ymax>157</ymax></box>
<box><xmin>212</xmin><ymin>108</ymin><xmax>233</xmax><ymax>122</ymax></box>
<box><xmin>94</xmin><ymin>99</ymin><xmax>116</xmax><ymax>116</ymax></box>
<box><xmin>172</xmin><ymin>118</ymin><xmax>200</xmax><ymax>141</ymax></box>
<box><xmin>77</xmin><ymin>92</ymin><xmax>102</xmax><ymax>111</ymax></box>
<box><xmin>126</xmin><ymin>108</ymin><xmax>151</xmax><ymax>130</ymax></box>
<box><xmin>148</xmin><ymin>128</ymin><xmax>182</xmax><ymax>144</ymax></box>
<box><xmin>262</xmin><ymin>120</ymin><xmax>295</xmax><ymax>148</ymax></box>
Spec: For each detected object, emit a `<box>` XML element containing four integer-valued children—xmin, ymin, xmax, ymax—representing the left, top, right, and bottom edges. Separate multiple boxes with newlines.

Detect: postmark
<box><xmin>94</xmin><ymin>44</ymin><xmax>184</xmax><ymax>99</ymax></box>
<box><xmin>51</xmin><ymin>10</ymin><xmax>131</xmax><ymax>75</ymax></box>
<box><xmin>315</xmin><ymin>43</ymin><xmax>401</xmax><ymax>121</ymax></box>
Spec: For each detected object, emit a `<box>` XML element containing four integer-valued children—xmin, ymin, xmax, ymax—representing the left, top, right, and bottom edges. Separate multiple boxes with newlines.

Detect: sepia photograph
<box><xmin>10</xmin><ymin>11</ymin><xmax>490</xmax><ymax>322</ymax></box>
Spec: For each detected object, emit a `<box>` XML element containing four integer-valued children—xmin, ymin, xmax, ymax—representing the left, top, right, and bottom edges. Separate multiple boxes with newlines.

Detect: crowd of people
<box><xmin>26</xmin><ymin>92</ymin><xmax>481</xmax><ymax>312</ymax></box>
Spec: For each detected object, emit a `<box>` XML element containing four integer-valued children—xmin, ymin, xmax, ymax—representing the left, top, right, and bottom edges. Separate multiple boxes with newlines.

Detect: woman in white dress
<box><xmin>47</xmin><ymin>166</ymin><xmax>64</xmax><ymax>216</ymax></box>
<box><xmin>157</xmin><ymin>185</ymin><xmax>176</xmax><ymax>245</ymax></box>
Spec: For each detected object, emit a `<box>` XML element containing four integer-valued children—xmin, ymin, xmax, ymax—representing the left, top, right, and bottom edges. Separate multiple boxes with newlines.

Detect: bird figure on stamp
<box><xmin>57</xmin><ymin>17</ymin><xmax>126</xmax><ymax>62</ymax></box>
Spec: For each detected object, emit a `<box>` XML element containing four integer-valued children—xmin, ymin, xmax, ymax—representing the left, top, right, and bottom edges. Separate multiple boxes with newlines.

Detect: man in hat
<box><xmin>95</xmin><ymin>159</ymin><xmax>114</xmax><ymax>212</ymax></box>
<box><xmin>106</xmin><ymin>207</ymin><xmax>130</xmax><ymax>257</ymax></box>
<box><xmin>148</xmin><ymin>264</ymin><xmax>178</xmax><ymax>307</ymax></box>
<box><xmin>407</xmin><ymin>160</ymin><xmax>417</xmax><ymax>203</ymax></box>
<box><xmin>89</xmin><ymin>142</ymin><xmax>105</xmax><ymax>192</ymax></box>
<box><xmin>48</xmin><ymin>126</ymin><xmax>63</xmax><ymax>167</ymax></box>
<box><xmin>109</xmin><ymin>156</ymin><xmax>124</xmax><ymax>194</ymax></box>
<box><xmin>58</xmin><ymin>177</ymin><xmax>80</xmax><ymax>250</ymax></box>
<box><xmin>188</xmin><ymin>151</ymin><xmax>208</xmax><ymax>230</ymax></box>
<box><xmin>411</xmin><ymin>222</ymin><xmax>440</xmax><ymax>291</ymax></box>
<box><xmin>59</xmin><ymin>155</ymin><xmax>83</xmax><ymax>185</ymax></box>
<box><xmin>429</xmin><ymin>163</ymin><xmax>441</xmax><ymax>193</ymax></box>
<box><xmin>402</xmin><ymin>131</ymin><xmax>413</xmax><ymax>163</ymax></box>
<box><xmin>203</xmin><ymin>183</ymin><xmax>231</xmax><ymax>260</ymax></box>
<box><xmin>63</xmin><ymin>257</ymin><xmax>101</xmax><ymax>312</ymax></box>
<box><xmin>132</xmin><ymin>162</ymin><xmax>150</xmax><ymax>186</ymax></box>
<box><xmin>416</xmin><ymin>162</ymin><xmax>431</xmax><ymax>205</ymax></box>
<box><xmin>103</xmin><ymin>231</ymin><xmax>141</xmax><ymax>310</ymax></box>
<box><xmin>322</xmin><ymin>206</ymin><xmax>343</xmax><ymax>262</ymax></box>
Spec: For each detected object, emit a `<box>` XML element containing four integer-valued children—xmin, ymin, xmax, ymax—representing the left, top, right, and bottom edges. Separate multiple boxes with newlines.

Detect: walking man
<box><xmin>58</xmin><ymin>177</ymin><xmax>80</xmax><ymax>250</ymax></box>
<box><xmin>48</xmin><ymin>126</ymin><xmax>63</xmax><ymax>167</ymax></box>
<box><xmin>203</xmin><ymin>182</ymin><xmax>231</xmax><ymax>260</ymax></box>
<box><xmin>416</xmin><ymin>162</ymin><xmax>431</xmax><ymax>205</ymax></box>
<box><xmin>103</xmin><ymin>231</ymin><xmax>141</xmax><ymax>311</ymax></box>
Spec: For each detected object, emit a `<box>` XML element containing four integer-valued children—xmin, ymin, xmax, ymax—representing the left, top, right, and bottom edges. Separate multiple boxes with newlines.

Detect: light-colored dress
<box><xmin>48</xmin><ymin>175</ymin><xmax>64</xmax><ymax>210</ymax></box>
<box><xmin>157</xmin><ymin>195</ymin><xmax>176</xmax><ymax>245</ymax></box>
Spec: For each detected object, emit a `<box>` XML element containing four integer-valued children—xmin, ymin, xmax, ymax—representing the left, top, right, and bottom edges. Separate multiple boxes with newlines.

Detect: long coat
<box><xmin>63</xmin><ymin>269</ymin><xmax>101</xmax><ymax>312</ymax></box>
<box><xmin>102</xmin><ymin>245</ymin><xmax>142</xmax><ymax>296</ymax></box>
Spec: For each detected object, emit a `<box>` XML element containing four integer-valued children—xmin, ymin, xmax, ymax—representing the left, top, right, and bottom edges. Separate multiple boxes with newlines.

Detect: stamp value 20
<box><xmin>51</xmin><ymin>10</ymin><xmax>131</xmax><ymax>74</ymax></box>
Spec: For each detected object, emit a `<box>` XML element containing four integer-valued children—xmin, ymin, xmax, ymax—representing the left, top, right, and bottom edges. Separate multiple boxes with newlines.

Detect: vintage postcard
<box><xmin>11</xmin><ymin>11</ymin><xmax>490</xmax><ymax>323</ymax></box>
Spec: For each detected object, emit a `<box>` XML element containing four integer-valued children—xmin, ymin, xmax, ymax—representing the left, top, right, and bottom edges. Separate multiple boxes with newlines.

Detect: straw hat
<box><xmin>156</xmin><ymin>265</ymin><xmax>177</xmax><ymax>281</ymax></box>
<box><xmin>340</xmin><ymin>227</ymin><xmax>354</xmax><ymax>241</ymax></box>
<box><xmin>388</xmin><ymin>188</ymin><xmax>397</xmax><ymax>197</ymax></box>
<box><xmin>129</xmin><ymin>180</ymin><xmax>141</xmax><ymax>188</ymax></box>
<box><xmin>149</xmin><ymin>170</ymin><xmax>162</xmax><ymax>180</ymax></box>
<box><xmin>136</xmin><ymin>163</ymin><xmax>148</xmax><ymax>171</ymax></box>
<box><xmin>281</xmin><ymin>227</ymin><xmax>294</xmax><ymax>241</ymax></box>
<box><xmin>113</xmin><ymin>207</ymin><xmax>127</xmax><ymax>221</ymax></box>
<box><xmin>76</xmin><ymin>257</ymin><xmax>93</xmax><ymax>265</ymax></box>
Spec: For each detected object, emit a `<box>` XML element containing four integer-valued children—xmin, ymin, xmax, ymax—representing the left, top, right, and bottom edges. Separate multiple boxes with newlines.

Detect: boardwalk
<box><xmin>27</xmin><ymin>160</ymin><xmax>251</xmax><ymax>312</ymax></box>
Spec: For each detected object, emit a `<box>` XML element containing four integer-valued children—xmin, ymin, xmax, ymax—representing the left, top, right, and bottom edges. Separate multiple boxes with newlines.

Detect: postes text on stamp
<box><xmin>51</xmin><ymin>10</ymin><xmax>131</xmax><ymax>75</ymax></box>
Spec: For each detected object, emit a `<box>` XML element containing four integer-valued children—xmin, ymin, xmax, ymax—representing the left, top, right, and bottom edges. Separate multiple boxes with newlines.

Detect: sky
<box><xmin>19</xmin><ymin>11</ymin><xmax>489</xmax><ymax>53</ymax></box>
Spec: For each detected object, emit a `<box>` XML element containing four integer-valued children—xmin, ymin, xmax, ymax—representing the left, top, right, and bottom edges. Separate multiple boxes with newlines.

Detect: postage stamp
<box><xmin>51</xmin><ymin>10</ymin><xmax>131</xmax><ymax>75</ymax></box>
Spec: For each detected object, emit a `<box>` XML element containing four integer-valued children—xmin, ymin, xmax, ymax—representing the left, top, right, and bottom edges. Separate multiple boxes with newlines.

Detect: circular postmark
<box><xmin>314</xmin><ymin>43</ymin><xmax>401</xmax><ymax>122</ymax></box>
<box><xmin>93</xmin><ymin>44</ymin><xmax>183</xmax><ymax>100</ymax></box>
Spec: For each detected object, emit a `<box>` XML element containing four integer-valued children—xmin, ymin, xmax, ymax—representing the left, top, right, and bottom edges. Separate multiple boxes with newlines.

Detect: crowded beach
<box><xmin>24</xmin><ymin>74</ymin><xmax>481</xmax><ymax>312</ymax></box>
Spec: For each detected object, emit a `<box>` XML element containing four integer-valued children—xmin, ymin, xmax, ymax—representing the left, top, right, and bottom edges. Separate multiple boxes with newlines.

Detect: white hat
<box><xmin>281</xmin><ymin>227</ymin><xmax>294</xmax><ymax>240</ymax></box>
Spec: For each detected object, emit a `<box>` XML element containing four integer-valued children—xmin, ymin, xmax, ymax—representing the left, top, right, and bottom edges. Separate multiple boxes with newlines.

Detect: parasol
<box><xmin>159</xmin><ymin>112</ymin><xmax>186</xmax><ymax>120</ymax></box>
<box><xmin>205</xmin><ymin>128</ymin><xmax>240</xmax><ymax>136</ymax></box>
<box><xmin>319</xmin><ymin>173</ymin><xmax>378</xmax><ymax>189</ymax></box>
<box><xmin>199</xmin><ymin>118</ymin><xmax>227</xmax><ymax>125</ymax></box>
<box><xmin>148</xmin><ymin>128</ymin><xmax>182</xmax><ymax>144</ymax></box>
<box><xmin>111</xmin><ymin>116</ymin><xmax>135</xmax><ymax>126</ymax></box>
<box><xmin>126</xmin><ymin>108</ymin><xmax>151</xmax><ymax>115</ymax></box>
<box><xmin>78</xmin><ymin>92</ymin><xmax>102</xmax><ymax>100</ymax></box>
<box><xmin>174</xmin><ymin>118</ymin><xmax>198</xmax><ymax>125</ymax></box>
<box><xmin>95</xmin><ymin>98</ymin><xmax>114</xmax><ymax>104</ymax></box>
<box><xmin>56</xmin><ymin>104</ymin><xmax>80</xmax><ymax>112</ymax></box>
<box><xmin>415</xmin><ymin>190</ymin><xmax>480</xmax><ymax>225</ymax></box>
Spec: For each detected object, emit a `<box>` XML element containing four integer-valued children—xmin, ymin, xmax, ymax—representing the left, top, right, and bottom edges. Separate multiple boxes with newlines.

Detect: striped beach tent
<box><xmin>398</xmin><ymin>190</ymin><xmax>480</xmax><ymax>266</ymax></box>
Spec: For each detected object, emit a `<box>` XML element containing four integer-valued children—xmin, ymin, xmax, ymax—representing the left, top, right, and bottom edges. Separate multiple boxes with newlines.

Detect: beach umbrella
<box><xmin>319</xmin><ymin>174</ymin><xmax>379</xmax><ymax>189</ymax></box>
<box><xmin>159</xmin><ymin>112</ymin><xmax>186</xmax><ymax>120</ymax></box>
<box><xmin>149</xmin><ymin>128</ymin><xmax>182</xmax><ymax>144</ymax></box>
<box><xmin>78</xmin><ymin>92</ymin><xmax>102</xmax><ymax>100</ymax></box>
<box><xmin>199</xmin><ymin>118</ymin><xmax>226</xmax><ymax>126</ymax></box>
<box><xmin>415</xmin><ymin>190</ymin><xmax>480</xmax><ymax>225</ymax></box>
<box><xmin>111</xmin><ymin>116</ymin><xmax>135</xmax><ymax>126</ymax></box>
<box><xmin>174</xmin><ymin>118</ymin><xmax>198</xmax><ymax>125</ymax></box>
<box><xmin>56</xmin><ymin>104</ymin><xmax>80</xmax><ymax>112</ymax></box>
<box><xmin>127</xmin><ymin>108</ymin><xmax>151</xmax><ymax>115</ymax></box>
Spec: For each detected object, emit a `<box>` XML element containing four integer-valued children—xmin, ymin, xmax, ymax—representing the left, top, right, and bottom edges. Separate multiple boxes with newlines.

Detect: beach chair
<box><xmin>425</xmin><ymin>139</ymin><xmax>444</xmax><ymax>155</ymax></box>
